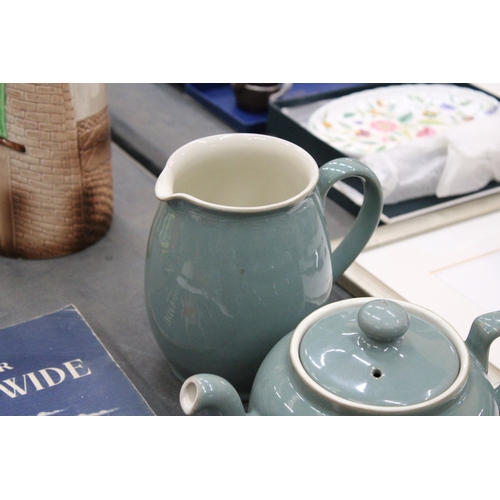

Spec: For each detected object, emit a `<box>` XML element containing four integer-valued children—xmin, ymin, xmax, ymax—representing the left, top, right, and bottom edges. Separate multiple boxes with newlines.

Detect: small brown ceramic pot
<box><xmin>231</xmin><ymin>83</ymin><xmax>283</xmax><ymax>113</ymax></box>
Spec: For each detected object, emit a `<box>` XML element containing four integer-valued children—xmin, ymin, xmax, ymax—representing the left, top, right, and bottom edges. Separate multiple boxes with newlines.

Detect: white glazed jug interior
<box><xmin>155</xmin><ymin>134</ymin><xmax>319</xmax><ymax>212</ymax></box>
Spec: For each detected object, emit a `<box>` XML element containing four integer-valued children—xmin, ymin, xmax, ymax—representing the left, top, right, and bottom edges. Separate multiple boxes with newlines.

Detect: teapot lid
<box><xmin>290</xmin><ymin>298</ymin><xmax>470</xmax><ymax>414</ymax></box>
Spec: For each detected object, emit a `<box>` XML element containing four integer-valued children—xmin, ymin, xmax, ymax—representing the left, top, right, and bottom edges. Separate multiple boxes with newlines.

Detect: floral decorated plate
<box><xmin>307</xmin><ymin>84</ymin><xmax>499</xmax><ymax>158</ymax></box>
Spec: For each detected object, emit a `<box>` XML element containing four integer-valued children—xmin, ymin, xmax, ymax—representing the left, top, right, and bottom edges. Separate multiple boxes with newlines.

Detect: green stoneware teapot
<box><xmin>145</xmin><ymin>134</ymin><xmax>383</xmax><ymax>397</ymax></box>
<box><xmin>180</xmin><ymin>298</ymin><xmax>500</xmax><ymax>416</ymax></box>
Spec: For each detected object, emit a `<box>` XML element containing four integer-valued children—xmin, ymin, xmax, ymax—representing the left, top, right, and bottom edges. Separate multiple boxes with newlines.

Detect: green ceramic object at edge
<box><xmin>180</xmin><ymin>298</ymin><xmax>500</xmax><ymax>416</ymax></box>
<box><xmin>145</xmin><ymin>134</ymin><xmax>383</xmax><ymax>396</ymax></box>
<box><xmin>0</xmin><ymin>83</ymin><xmax>7</xmax><ymax>138</ymax></box>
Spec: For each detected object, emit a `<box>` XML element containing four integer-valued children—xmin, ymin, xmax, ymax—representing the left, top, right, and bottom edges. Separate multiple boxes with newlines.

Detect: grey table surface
<box><xmin>108</xmin><ymin>83</ymin><xmax>234</xmax><ymax>175</ymax></box>
<box><xmin>0</xmin><ymin>84</ymin><xmax>354</xmax><ymax>416</ymax></box>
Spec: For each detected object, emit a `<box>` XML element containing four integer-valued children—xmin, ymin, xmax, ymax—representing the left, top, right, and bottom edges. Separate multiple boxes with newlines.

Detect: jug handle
<box><xmin>317</xmin><ymin>158</ymin><xmax>383</xmax><ymax>284</ymax></box>
<box><xmin>465</xmin><ymin>311</ymin><xmax>500</xmax><ymax>374</ymax></box>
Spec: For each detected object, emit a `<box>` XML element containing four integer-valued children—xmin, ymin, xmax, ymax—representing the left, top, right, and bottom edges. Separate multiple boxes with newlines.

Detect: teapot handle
<box><xmin>465</xmin><ymin>311</ymin><xmax>500</xmax><ymax>374</ymax></box>
<box><xmin>317</xmin><ymin>158</ymin><xmax>383</xmax><ymax>283</ymax></box>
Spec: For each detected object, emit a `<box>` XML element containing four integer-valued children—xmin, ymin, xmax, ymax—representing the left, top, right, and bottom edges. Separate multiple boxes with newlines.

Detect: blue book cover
<box><xmin>0</xmin><ymin>305</ymin><xmax>155</xmax><ymax>416</ymax></box>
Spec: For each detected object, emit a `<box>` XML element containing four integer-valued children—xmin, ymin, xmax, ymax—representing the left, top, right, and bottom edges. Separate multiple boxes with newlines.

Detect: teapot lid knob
<box><xmin>358</xmin><ymin>299</ymin><xmax>410</xmax><ymax>343</ymax></box>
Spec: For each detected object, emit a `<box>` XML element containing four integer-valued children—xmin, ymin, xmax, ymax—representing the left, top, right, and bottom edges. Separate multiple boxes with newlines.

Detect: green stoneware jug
<box><xmin>180</xmin><ymin>298</ymin><xmax>500</xmax><ymax>416</ymax></box>
<box><xmin>145</xmin><ymin>134</ymin><xmax>383</xmax><ymax>396</ymax></box>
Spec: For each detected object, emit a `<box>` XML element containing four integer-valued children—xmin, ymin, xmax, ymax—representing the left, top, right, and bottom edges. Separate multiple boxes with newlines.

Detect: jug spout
<box><xmin>465</xmin><ymin>311</ymin><xmax>500</xmax><ymax>373</ymax></box>
<box><xmin>180</xmin><ymin>374</ymin><xmax>247</xmax><ymax>416</ymax></box>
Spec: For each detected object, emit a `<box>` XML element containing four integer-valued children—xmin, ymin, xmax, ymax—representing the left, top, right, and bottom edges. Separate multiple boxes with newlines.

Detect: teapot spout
<box><xmin>465</xmin><ymin>311</ymin><xmax>500</xmax><ymax>373</ymax></box>
<box><xmin>180</xmin><ymin>374</ymin><xmax>247</xmax><ymax>416</ymax></box>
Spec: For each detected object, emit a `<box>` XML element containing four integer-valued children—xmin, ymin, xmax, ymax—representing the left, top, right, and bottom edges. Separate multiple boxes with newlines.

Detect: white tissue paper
<box><xmin>360</xmin><ymin>113</ymin><xmax>500</xmax><ymax>204</ymax></box>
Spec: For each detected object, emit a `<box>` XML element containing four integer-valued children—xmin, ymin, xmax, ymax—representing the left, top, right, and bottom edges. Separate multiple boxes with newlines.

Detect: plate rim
<box><xmin>307</xmin><ymin>83</ymin><xmax>499</xmax><ymax>158</ymax></box>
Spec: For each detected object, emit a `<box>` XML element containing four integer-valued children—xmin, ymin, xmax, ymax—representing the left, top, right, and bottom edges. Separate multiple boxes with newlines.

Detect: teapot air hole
<box><xmin>372</xmin><ymin>368</ymin><xmax>383</xmax><ymax>378</ymax></box>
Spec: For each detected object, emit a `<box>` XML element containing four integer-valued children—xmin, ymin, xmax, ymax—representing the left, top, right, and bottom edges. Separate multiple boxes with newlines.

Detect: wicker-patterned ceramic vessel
<box><xmin>0</xmin><ymin>83</ymin><xmax>113</xmax><ymax>259</ymax></box>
